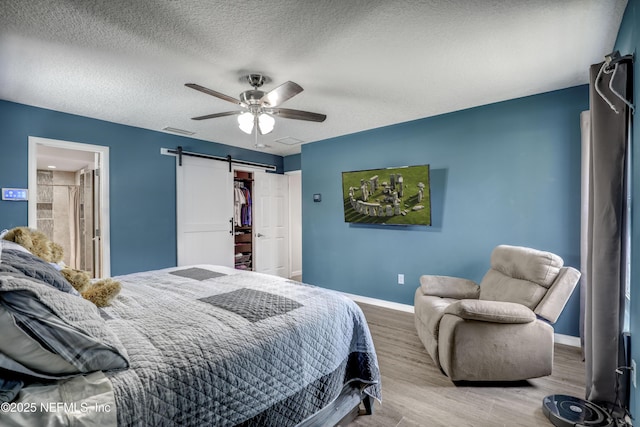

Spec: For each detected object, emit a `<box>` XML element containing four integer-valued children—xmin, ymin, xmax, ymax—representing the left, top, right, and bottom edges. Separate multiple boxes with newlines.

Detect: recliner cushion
<box><xmin>488</xmin><ymin>245</ymin><xmax>563</xmax><ymax>287</ymax></box>
<box><xmin>479</xmin><ymin>245</ymin><xmax>563</xmax><ymax>310</ymax></box>
<box><xmin>444</xmin><ymin>299</ymin><xmax>535</xmax><ymax>324</ymax></box>
<box><xmin>414</xmin><ymin>294</ymin><xmax>457</xmax><ymax>338</ymax></box>
<box><xmin>419</xmin><ymin>275</ymin><xmax>480</xmax><ymax>299</ymax></box>
<box><xmin>479</xmin><ymin>270</ymin><xmax>549</xmax><ymax>310</ymax></box>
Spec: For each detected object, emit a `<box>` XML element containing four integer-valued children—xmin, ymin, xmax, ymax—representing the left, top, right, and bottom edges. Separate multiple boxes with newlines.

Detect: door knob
<box><xmin>256</xmin><ymin>233</ymin><xmax>264</xmax><ymax>237</ymax></box>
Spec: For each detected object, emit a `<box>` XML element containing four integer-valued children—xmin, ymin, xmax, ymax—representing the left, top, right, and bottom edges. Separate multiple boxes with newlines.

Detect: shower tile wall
<box><xmin>37</xmin><ymin>170</ymin><xmax>54</xmax><ymax>239</ymax></box>
<box><xmin>37</xmin><ymin>170</ymin><xmax>77</xmax><ymax>266</ymax></box>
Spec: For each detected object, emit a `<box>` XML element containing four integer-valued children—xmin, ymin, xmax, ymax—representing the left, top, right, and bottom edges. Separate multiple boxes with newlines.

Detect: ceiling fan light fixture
<box><xmin>187</xmin><ymin>75</ymin><xmax>325</xmax><ymax>136</ymax></box>
<box><xmin>258</xmin><ymin>113</ymin><xmax>275</xmax><ymax>134</ymax></box>
<box><xmin>237</xmin><ymin>112</ymin><xmax>254</xmax><ymax>134</ymax></box>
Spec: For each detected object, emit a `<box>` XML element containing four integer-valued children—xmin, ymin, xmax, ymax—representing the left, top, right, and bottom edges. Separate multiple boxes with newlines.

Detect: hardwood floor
<box><xmin>347</xmin><ymin>302</ymin><xmax>585</xmax><ymax>427</ymax></box>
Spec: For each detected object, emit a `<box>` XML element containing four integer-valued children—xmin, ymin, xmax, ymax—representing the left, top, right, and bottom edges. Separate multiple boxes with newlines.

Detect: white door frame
<box><xmin>28</xmin><ymin>137</ymin><xmax>111</xmax><ymax>277</ymax></box>
<box><xmin>285</xmin><ymin>170</ymin><xmax>302</xmax><ymax>278</ymax></box>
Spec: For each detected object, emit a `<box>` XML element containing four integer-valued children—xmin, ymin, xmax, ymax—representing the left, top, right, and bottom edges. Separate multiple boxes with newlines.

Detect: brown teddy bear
<box><xmin>2</xmin><ymin>226</ymin><xmax>121</xmax><ymax>307</ymax></box>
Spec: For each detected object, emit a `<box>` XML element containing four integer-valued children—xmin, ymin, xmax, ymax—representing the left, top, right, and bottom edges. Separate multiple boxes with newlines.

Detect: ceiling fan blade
<box><xmin>185</xmin><ymin>83</ymin><xmax>241</xmax><ymax>105</ymax></box>
<box><xmin>270</xmin><ymin>108</ymin><xmax>326</xmax><ymax>122</ymax></box>
<box><xmin>262</xmin><ymin>81</ymin><xmax>303</xmax><ymax>107</ymax></box>
<box><xmin>191</xmin><ymin>111</ymin><xmax>243</xmax><ymax>120</ymax></box>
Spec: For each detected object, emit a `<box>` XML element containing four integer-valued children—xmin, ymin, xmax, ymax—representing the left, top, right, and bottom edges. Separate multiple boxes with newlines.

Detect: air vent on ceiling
<box><xmin>275</xmin><ymin>137</ymin><xmax>304</xmax><ymax>146</ymax></box>
<box><xmin>162</xmin><ymin>127</ymin><xmax>195</xmax><ymax>136</ymax></box>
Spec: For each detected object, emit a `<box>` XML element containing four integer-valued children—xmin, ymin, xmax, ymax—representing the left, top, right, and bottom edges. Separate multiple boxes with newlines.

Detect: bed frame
<box><xmin>297</xmin><ymin>382</ymin><xmax>375</xmax><ymax>427</ymax></box>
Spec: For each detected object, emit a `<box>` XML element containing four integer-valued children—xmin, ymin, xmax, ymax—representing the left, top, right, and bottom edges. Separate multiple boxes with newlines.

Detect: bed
<box><xmin>0</xmin><ymin>239</ymin><xmax>381</xmax><ymax>426</ymax></box>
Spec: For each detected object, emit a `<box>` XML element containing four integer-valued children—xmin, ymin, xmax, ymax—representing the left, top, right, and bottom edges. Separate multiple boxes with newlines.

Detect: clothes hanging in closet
<box><xmin>234</xmin><ymin>184</ymin><xmax>252</xmax><ymax>227</ymax></box>
<box><xmin>241</xmin><ymin>187</ymin><xmax>251</xmax><ymax>226</ymax></box>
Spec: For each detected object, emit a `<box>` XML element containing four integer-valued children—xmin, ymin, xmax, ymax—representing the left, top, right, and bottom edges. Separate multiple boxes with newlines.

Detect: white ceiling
<box><xmin>37</xmin><ymin>145</ymin><xmax>95</xmax><ymax>172</ymax></box>
<box><xmin>0</xmin><ymin>0</ymin><xmax>628</xmax><ymax>156</ymax></box>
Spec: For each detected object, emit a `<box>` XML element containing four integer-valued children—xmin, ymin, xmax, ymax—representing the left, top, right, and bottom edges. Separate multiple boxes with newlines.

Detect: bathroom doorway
<box><xmin>28</xmin><ymin>137</ymin><xmax>110</xmax><ymax>278</ymax></box>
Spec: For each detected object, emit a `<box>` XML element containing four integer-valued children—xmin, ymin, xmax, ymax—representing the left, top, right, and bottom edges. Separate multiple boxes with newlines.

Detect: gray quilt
<box><xmin>102</xmin><ymin>265</ymin><xmax>381</xmax><ymax>427</ymax></box>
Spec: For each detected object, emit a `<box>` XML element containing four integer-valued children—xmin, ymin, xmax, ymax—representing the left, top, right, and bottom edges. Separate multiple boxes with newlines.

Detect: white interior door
<box><xmin>253</xmin><ymin>171</ymin><xmax>289</xmax><ymax>277</ymax></box>
<box><xmin>177</xmin><ymin>156</ymin><xmax>233</xmax><ymax>267</ymax></box>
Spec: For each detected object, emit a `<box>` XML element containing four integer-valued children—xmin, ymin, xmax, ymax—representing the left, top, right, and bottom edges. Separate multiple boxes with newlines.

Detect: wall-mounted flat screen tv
<box><xmin>342</xmin><ymin>164</ymin><xmax>431</xmax><ymax>226</ymax></box>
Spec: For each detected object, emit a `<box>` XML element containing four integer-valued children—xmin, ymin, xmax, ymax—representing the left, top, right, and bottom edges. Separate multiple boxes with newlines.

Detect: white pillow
<box><xmin>0</xmin><ymin>239</ymin><xmax>33</xmax><ymax>266</ymax></box>
<box><xmin>0</xmin><ymin>239</ymin><xmax>32</xmax><ymax>255</ymax></box>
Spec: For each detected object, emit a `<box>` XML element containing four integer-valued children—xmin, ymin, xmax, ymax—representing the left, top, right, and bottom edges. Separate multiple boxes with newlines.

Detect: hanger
<box><xmin>595</xmin><ymin>51</ymin><xmax>635</xmax><ymax>114</ymax></box>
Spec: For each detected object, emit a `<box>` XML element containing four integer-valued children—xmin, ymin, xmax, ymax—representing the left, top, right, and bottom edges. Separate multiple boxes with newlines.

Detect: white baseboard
<box><xmin>343</xmin><ymin>292</ymin><xmax>581</xmax><ymax>348</ymax></box>
<box><xmin>342</xmin><ymin>292</ymin><xmax>414</xmax><ymax>313</ymax></box>
<box><xmin>554</xmin><ymin>333</ymin><xmax>581</xmax><ymax>348</ymax></box>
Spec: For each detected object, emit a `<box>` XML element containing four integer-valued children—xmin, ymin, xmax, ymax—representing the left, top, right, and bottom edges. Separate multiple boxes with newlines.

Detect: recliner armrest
<box><xmin>444</xmin><ymin>299</ymin><xmax>536</xmax><ymax>324</ymax></box>
<box><xmin>419</xmin><ymin>275</ymin><xmax>480</xmax><ymax>299</ymax></box>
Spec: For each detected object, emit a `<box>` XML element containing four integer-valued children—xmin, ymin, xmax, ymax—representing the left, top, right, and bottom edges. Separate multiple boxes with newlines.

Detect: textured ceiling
<box><xmin>0</xmin><ymin>0</ymin><xmax>628</xmax><ymax>156</ymax></box>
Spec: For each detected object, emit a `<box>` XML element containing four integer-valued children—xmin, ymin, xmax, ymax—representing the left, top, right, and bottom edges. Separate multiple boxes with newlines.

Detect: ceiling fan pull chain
<box><xmin>254</xmin><ymin>116</ymin><xmax>259</xmax><ymax>147</ymax></box>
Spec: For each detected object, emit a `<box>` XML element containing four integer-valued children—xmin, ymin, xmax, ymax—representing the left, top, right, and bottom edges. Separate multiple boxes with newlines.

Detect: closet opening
<box><xmin>233</xmin><ymin>170</ymin><xmax>253</xmax><ymax>271</ymax></box>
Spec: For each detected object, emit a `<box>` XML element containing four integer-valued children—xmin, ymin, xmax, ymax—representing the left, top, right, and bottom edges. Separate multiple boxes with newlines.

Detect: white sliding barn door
<box><xmin>253</xmin><ymin>171</ymin><xmax>289</xmax><ymax>277</ymax></box>
<box><xmin>176</xmin><ymin>156</ymin><xmax>233</xmax><ymax>267</ymax></box>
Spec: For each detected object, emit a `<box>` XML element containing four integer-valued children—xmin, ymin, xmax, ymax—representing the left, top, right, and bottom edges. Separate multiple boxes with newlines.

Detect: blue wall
<box><xmin>301</xmin><ymin>86</ymin><xmax>588</xmax><ymax>337</ymax></box>
<box><xmin>614</xmin><ymin>0</ymin><xmax>639</xmax><ymax>417</ymax></box>
<box><xmin>283</xmin><ymin>153</ymin><xmax>301</xmax><ymax>172</ymax></box>
<box><xmin>0</xmin><ymin>100</ymin><xmax>283</xmax><ymax>275</ymax></box>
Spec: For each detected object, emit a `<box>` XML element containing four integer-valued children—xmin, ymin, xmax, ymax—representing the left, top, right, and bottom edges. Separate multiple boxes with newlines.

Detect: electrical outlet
<box><xmin>632</xmin><ymin>359</ymin><xmax>637</xmax><ymax>388</ymax></box>
<box><xmin>398</xmin><ymin>274</ymin><xmax>404</xmax><ymax>285</ymax></box>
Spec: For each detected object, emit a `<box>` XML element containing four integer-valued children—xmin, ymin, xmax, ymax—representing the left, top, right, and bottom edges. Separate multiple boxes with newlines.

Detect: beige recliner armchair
<box><xmin>414</xmin><ymin>245</ymin><xmax>580</xmax><ymax>382</ymax></box>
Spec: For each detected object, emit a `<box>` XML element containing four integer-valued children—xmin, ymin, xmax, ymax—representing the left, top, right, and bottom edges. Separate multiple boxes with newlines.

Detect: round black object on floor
<box><xmin>542</xmin><ymin>395</ymin><xmax>613</xmax><ymax>427</ymax></box>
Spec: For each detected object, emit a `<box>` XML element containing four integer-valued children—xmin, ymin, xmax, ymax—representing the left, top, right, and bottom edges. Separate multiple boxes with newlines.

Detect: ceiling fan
<box><xmin>185</xmin><ymin>73</ymin><xmax>327</xmax><ymax>135</ymax></box>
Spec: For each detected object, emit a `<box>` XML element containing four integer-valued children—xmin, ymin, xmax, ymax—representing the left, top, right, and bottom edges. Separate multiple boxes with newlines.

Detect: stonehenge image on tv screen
<box><xmin>342</xmin><ymin>164</ymin><xmax>431</xmax><ymax>225</ymax></box>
